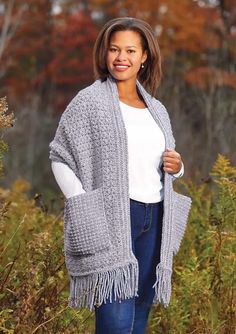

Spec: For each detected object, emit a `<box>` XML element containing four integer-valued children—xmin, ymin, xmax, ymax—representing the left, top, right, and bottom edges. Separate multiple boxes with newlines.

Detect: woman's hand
<box><xmin>163</xmin><ymin>148</ymin><xmax>182</xmax><ymax>174</ymax></box>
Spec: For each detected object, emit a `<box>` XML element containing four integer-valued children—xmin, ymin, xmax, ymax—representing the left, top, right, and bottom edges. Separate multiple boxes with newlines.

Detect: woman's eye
<box><xmin>110</xmin><ymin>48</ymin><xmax>118</xmax><ymax>52</ymax></box>
<box><xmin>127</xmin><ymin>50</ymin><xmax>135</xmax><ymax>53</ymax></box>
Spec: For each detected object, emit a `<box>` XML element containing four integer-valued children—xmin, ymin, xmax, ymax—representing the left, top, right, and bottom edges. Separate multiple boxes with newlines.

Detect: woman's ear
<box><xmin>142</xmin><ymin>50</ymin><xmax>148</xmax><ymax>63</ymax></box>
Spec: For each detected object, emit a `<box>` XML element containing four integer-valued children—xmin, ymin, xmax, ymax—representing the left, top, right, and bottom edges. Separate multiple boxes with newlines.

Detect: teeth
<box><xmin>115</xmin><ymin>65</ymin><xmax>128</xmax><ymax>68</ymax></box>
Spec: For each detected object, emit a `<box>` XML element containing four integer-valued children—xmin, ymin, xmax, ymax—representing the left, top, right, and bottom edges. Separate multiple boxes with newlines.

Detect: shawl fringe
<box><xmin>69</xmin><ymin>262</ymin><xmax>139</xmax><ymax>311</ymax></box>
<box><xmin>152</xmin><ymin>262</ymin><xmax>172</xmax><ymax>308</ymax></box>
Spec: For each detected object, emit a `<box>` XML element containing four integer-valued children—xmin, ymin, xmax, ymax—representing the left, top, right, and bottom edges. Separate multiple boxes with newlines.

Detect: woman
<box><xmin>49</xmin><ymin>17</ymin><xmax>192</xmax><ymax>334</ymax></box>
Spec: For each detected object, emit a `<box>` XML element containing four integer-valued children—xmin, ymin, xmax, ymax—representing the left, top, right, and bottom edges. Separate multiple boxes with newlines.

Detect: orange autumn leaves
<box><xmin>0</xmin><ymin>0</ymin><xmax>235</xmax><ymax>104</ymax></box>
<box><xmin>90</xmin><ymin>0</ymin><xmax>236</xmax><ymax>91</ymax></box>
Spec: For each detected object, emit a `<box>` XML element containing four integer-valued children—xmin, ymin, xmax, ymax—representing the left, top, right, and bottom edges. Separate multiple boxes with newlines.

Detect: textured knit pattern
<box><xmin>64</xmin><ymin>187</ymin><xmax>110</xmax><ymax>256</ymax></box>
<box><xmin>49</xmin><ymin>75</ymin><xmax>192</xmax><ymax>311</ymax></box>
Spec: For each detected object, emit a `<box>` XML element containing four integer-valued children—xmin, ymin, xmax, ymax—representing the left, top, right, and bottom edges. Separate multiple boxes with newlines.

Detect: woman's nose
<box><xmin>115</xmin><ymin>50</ymin><xmax>127</xmax><ymax>61</ymax></box>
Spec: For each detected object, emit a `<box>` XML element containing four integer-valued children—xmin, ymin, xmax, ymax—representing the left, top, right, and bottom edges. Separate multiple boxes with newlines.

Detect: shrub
<box><xmin>148</xmin><ymin>154</ymin><xmax>236</xmax><ymax>334</ymax></box>
<box><xmin>0</xmin><ymin>98</ymin><xmax>94</xmax><ymax>333</ymax></box>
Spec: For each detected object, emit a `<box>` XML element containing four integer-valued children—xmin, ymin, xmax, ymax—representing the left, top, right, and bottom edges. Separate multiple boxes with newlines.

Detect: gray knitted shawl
<box><xmin>49</xmin><ymin>75</ymin><xmax>192</xmax><ymax>311</ymax></box>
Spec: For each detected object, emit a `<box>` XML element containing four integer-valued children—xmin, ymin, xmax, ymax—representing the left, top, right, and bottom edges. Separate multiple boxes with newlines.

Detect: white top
<box><xmin>51</xmin><ymin>101</ymin><xmax>184</xmax><ymax>203</ymax></box>
<box><xmin>120</xmin><ymin>100</ymin><xmax>166</xmax><ymax>202</ymax></box>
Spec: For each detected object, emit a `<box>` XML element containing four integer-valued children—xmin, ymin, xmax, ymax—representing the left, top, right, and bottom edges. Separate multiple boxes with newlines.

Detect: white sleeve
<box><xmin>51</xmin><ymin>161</ymin><xmax>86</xmax><ymax>199</ymax></box>
<box><xmin>172</xmin><ymin>161</ymin><xmax>184</xmax><ymax>179</ymax></box>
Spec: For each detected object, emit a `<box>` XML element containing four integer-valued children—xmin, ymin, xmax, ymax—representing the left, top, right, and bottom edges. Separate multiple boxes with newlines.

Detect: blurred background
<box><xmin>0</xmin><ymin>0</ymin><xmax>235</xmax><ymax>199</ymax></box>
<box><xmin>0</xmin><ymin>1</ymin><xmax>235</xmax><ymax>333</ymax></box>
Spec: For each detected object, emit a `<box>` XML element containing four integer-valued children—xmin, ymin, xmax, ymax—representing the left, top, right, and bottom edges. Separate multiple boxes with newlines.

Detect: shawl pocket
<box><xmin>63</xmin><ymin>186</ymin><xmax>110</xmax><ymax>256</ymax></box>
<box><xmin>172</xmin><ymin>191</ymin><xmax>192</xmax><ymax>255</ymax></box>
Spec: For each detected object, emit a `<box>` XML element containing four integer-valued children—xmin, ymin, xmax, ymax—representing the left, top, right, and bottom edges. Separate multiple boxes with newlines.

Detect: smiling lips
<box><xmin>113</xmin><ymin>64</ymin><xmax>130</xmax><ymax>71</ymax></box>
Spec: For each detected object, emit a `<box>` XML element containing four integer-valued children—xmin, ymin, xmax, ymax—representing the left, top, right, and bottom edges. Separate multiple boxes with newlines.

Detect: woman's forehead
<box><xmin>109</xmin><ymin>30</ymin><xmax>143</xmax><ymax>46</ymax></box>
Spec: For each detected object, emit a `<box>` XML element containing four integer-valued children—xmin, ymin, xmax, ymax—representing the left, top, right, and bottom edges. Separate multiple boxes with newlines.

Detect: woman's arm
<box><xmin>51</xmin><ymin>161</ymin><xmax>86</xmax><ymax>199</ymax></box>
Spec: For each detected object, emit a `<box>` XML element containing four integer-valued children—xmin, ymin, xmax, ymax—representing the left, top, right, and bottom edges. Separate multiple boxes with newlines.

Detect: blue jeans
<box><xmin>95</xmin><ymin>198</ymin><xmax>163</xmax><ymax>334</ymax></box>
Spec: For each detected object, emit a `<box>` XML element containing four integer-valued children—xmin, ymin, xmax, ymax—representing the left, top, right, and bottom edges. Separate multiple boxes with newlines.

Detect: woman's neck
<box><xmin>116</xmin><ymin>79</ymin><xmax>147</xmax><ymax>109</ymax></box>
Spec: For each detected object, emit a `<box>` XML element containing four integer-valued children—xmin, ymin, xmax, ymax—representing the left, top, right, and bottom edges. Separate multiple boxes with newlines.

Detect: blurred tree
<box><xmin>89</xmin><ymin>0</ymin><xmax>236</xmax><ymax>89</ymax></box>
<box><xmin>0</xmin><ymin>0</ymin><xmax>98</xmax><ymax>110</ymax></box>
<box><xmin>43</xmin><ymin>10</ymin><xmax>98</xmax><ymax>111</ymax></box>
<box><xmin>0</xmin><ymin>0</ymin><xmax>235</xmax><ymax>194</ymax></box>
<box><xmin>0</xmin><ymin>0</ymin><xmax>99</xmax><ymax>193</ymax></box>
<box><xmin>0</xmin><ymin>0</ymin><xmax>27</xmax><ymax>77</ymax></box>
<box><xmin>0</xmin><ymin>0</ymin><xmax>54</xmax><ymax>104</ymax></box>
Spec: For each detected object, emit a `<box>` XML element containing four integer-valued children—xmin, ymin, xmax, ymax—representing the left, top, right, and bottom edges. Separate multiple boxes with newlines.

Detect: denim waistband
<box><xmin>129</xmin><ymin>198</ymin><xmax>163</xmax><ymax>207</ymax></box>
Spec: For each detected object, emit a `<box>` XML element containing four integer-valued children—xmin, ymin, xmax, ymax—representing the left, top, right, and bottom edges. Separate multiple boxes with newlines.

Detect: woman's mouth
<box><xmin>113</xmin><ymin>65</ymin><xmax>130</xmax><ymax>71</ymax></box>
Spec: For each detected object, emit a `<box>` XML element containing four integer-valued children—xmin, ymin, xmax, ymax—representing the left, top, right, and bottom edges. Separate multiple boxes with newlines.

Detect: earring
<box><xmin>141</xmin><ymin>63</ymin><xmax>144</xmax><ymax>68</ymax></box>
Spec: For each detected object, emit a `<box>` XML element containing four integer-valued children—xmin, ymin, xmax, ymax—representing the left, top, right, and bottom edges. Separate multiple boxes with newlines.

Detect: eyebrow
<box><xmin>110</xmin><ymin>44</ymin><xmax>137</xmax><ymax>48</ymax></box>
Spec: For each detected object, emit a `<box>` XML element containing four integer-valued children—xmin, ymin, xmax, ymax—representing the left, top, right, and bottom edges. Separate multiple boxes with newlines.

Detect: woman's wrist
<box><xmin>172</xmin><ymin>161</ymin><xmax>184</xmax><ymax>178</ymax></box>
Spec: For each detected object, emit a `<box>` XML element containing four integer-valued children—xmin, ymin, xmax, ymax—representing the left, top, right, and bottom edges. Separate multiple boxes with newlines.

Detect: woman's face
<box><xmin>106</xmin><ymin>30</ymin><xmax>147</xmax><ymax>84</ymax></box>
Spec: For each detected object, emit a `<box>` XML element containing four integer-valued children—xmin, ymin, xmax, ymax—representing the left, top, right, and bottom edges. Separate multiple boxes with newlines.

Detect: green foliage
<box><xmin>0</xmin><ymin>140</ymin><xmax>8</xmax><ymax>179</ymax></box>
<box><xmin>0</xmin><ymin>179</ymin><xmax>95</xmax><ymax>333</ymax></box>
<box><xmin>0</xmin><ymin>152</ymin><xmax>235</xmax><ymax>333</ymax></box>
<box><xmin>0</xmin><ymin>97</ymin><xmax>15</xmax><ymax>179</ymax></box>
<box><xmin>148</xmin><ymin>154</ymin><xmax>236</xmax><ymax>334</ymax></box>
